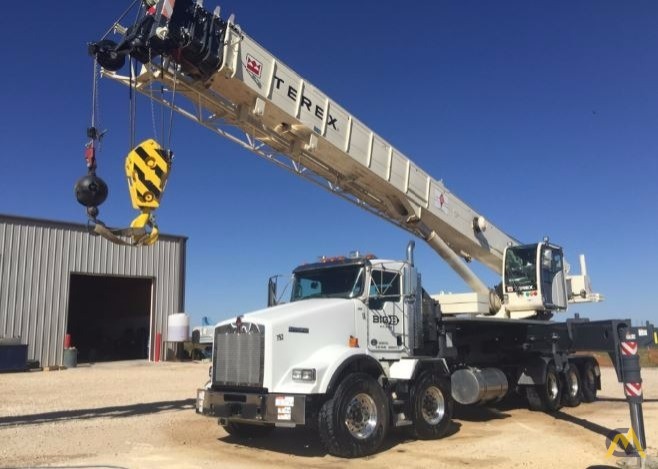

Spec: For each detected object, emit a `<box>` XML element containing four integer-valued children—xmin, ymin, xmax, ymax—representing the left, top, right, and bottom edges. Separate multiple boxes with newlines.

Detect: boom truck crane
<box><xmin>81</xmin><ymin>0</ymin><xmax>656</xmax><ymax>458</ymax></box>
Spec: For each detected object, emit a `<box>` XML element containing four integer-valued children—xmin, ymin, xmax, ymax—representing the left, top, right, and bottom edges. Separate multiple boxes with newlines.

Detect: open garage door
<box><xmin>67</xmin><ymin>274</ymin><xmax>153</xmax><ymax>362</ymax></box>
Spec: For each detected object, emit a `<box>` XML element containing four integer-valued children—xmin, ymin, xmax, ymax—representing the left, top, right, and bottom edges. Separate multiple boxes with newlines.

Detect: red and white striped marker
<box><xmin>161</xmin><ymin>0</ymin><xmax>175</xmax><ymax>19</ymax></box>
<box><xmin>621</xmin><ymin>341</ymin><xmax>638</xmax><ymax>356</ymax></box>
<box><xmin>624</xmin><ymin>382</ymin><xmax>643</xmax><ymax>397</ymax></box>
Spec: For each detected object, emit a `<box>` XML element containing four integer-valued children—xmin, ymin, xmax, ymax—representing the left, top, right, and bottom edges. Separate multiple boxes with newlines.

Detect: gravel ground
<box><xmin>0</xmin><ymin>360</ymin><xmax>656</xmax><ymax>468</ymax></box>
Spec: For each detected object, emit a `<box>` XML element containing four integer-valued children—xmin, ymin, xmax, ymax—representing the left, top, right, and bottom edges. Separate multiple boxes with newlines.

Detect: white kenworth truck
<box><xmin>88</xmin><ymin>0</ymin><xmax>656</xmax><ymax>458</ymax></box>
<box><xmin>196</xmin><ymin>243</ymin><xmax>652</xmax><ymax>457</ymax></box>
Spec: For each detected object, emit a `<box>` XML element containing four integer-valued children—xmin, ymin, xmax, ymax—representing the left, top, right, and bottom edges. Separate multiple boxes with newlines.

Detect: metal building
<box><xmin>0</xmin><ymin>214</ymin><xmax>186</xmax><ymax>367</ymax></box>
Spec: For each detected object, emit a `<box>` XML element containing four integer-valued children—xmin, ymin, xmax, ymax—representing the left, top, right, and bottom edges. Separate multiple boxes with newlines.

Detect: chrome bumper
<box><xmin>196</xmin><ymin>388</ymin><xmax>306</xmax><ymax>426</ymax></box>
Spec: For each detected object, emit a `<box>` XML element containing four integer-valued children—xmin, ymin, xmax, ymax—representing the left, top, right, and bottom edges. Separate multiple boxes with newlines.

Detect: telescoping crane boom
<box><xmin>86</xmin><ymin>0</ymin><xmax>599</xmax><ymax>318</ymax></box>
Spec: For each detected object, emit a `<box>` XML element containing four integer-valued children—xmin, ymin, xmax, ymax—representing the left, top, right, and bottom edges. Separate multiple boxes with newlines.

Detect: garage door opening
<box><xmin>67</xmin><ymin>274</ymin><xmax>153</xmax><ymax>363</ymax></box>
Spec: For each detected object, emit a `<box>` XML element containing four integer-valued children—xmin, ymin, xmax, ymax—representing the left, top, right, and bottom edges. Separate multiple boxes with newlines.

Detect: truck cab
<box><xmin>206</xmin><ymin>249</ymin><xmax>427</xmax><ymax>393</ymax></box>
<box><xmin>197</xmin><ymin>243</ymin><xmax>452</xmax><ymax>457</ymax></box>
<box><xmin>288</xmin><ymin>254</ymin><xmax>422</xmax><ymax>356</ymax></box>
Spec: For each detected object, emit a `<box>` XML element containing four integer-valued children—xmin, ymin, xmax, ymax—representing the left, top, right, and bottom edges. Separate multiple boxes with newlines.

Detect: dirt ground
<box><xmin>1</xmin><ymin>361</ymin><xmax>656</xmax><ymax>469</ymax></box>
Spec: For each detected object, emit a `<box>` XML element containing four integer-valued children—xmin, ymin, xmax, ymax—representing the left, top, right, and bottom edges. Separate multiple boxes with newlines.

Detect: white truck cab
<box><xmin>197</xmin><ymin>243</ymin><xmax>453</xmax><ymax>456</ymax></box>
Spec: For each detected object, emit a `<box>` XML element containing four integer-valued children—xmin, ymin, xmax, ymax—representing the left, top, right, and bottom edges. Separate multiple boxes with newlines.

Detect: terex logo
<box><xmin>245</xmin><ymin>54</ymin><xmax>262</xmax><ymax>77</ymax></box>
<box><xmin>373</xmin><ymin>315</ymin><xmax>400</xmax><ymax>326</ymax></box>
<box><xmin>272</xmin><ymin>75</ymin><xmax>339</xmax><ymax>131</ymax></box>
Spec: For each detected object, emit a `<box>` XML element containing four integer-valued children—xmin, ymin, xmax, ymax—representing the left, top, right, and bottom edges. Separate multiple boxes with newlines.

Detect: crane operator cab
<box><xmin>503</xmin><ymin>242</ymin><xmax>568</xmax><ymax>317</ymax></box>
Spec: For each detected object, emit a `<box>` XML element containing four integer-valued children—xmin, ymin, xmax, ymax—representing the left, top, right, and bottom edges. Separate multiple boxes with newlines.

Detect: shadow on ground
<box><xmin>217</xmin><ymin>395</ymin><xmax>652</xmax><ymax>458</ymax></box>
<box><xmin>596</xmin><ymin>397</ymin><xmax>658</xmax><ymax>403</ymax></box>
<box><xmin>454</xmin><ymin>404</ymin><xmax>511</xmax><ymax>422</ymax></box>
<box><xmin>218</xmin><ymin>420</ymin><xmax>463</xmax><ymax>457</ymax></box>
<box><xmin>26</xmin><ymin>466</ymin><xmax>129</xmax><ymax>469</ymax></box>
<box><xmin>0</xmin><ymin>399</ymin><xmax>195</xmax><ymax>427</ymax></box>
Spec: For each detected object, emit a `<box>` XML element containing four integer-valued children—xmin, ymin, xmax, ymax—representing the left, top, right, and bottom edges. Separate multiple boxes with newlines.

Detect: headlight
<box><xmin>292</xmin><ymin>368</ymin><xmax>316</xmax><ymax>382</ymax></box>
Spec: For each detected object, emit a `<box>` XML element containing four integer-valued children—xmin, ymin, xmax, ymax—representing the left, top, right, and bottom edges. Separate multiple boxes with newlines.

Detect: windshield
<box><xmin>291</xmin><ymin>265</ymin><xmax>365</xmax><ymax>301</ymax></box>
<box><xmin>504</xmin><ymin>245</ymin><xmax>537</xmax><ymax>291</ymax></box>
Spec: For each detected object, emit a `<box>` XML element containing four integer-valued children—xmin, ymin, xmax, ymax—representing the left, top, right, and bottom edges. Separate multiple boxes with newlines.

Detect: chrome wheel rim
<box><xmin>345</xmin><ymin>393</ymin><xmax>378</xmax><ymax>439</ymax></box>
<box><xmin>421</xmin><ymin>385</ymin><xmax>445</xmax><ymax>425</ymax></box>
<box><xmin>567</xmin><ymin>369</ymin><xmax>579</xmax><ymax>397</ymax></box>
<box><xmin>547</xmin><ymin>372</ymin><xmax>559</xmax><ymax>401</ymax></box>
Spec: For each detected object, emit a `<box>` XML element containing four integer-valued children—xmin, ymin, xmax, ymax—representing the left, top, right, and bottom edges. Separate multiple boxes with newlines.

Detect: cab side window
<box><xmin>369</xmin><ymin>270</ymin><xmax>401</xmax><ymax>302</ymax></box>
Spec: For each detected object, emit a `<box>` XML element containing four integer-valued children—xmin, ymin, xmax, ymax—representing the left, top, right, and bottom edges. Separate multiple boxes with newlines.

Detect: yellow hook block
<box><xmin>125</xmin><ymin>139</ymin><xmax>172</xmax><ymax>211</ymax></box>
<box><xmin>129</xmin><ymin>212</ymin><xmax>160</xmax><ymax>246</ymax></box>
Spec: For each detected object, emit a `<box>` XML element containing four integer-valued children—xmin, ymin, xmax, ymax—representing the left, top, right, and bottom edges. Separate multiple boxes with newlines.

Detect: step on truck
<box><xmin>85</xmin><ymin>0</ymin><xmax>657</xmax><ymax>458</ymax></box>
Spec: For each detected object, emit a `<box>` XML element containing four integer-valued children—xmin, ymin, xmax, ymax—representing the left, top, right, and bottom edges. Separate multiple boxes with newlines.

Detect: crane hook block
<box><xmin>125</xmin><ymin>139</ymin><xmax>172</xmax><ymax>211</ymax></box>
<box><xmin>88</xmin><ymin>139</ymin><xmax>172</xmax><ymax>247</ymax></box>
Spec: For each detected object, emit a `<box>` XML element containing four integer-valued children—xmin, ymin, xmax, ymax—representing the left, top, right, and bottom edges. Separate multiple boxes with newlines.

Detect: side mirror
<box><xmin>267</xmin><ymin>276</ymin><xmax>278</xmax><ymax>307</ymax></box>
<box><xmin>404</xmin><ymin>293</ymin><xmax>416</xmax><ymax>304</ymax></box>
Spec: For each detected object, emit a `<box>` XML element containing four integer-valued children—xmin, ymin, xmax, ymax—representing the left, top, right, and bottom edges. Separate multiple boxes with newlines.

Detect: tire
<box><xmin>580</xmin><ymin>360</ymin><xmax>598</xmax><ymax>403</ymax></box>
<box><xmin>318</xmin><ymin>372</ymin><xmax>389</xmax><ymax>458</ymax></box>
<box><xmin>526</xmin><ymin>363</ymin><xmax>562</xmax><ymax>412</ymax></box>
<box><xmin>223</xmin><ymin>421</ymin><xmax>274</xmax><ymax>438</ymax></box>
<box><xmin>409</xmin><ymin>371</ymin><xmax>453</xmax><ymax>440</ymax></box>
<box><xmin>562</xmin><ymin>365</ymin><xmax>582</xmax><ymax>407</ymax></box>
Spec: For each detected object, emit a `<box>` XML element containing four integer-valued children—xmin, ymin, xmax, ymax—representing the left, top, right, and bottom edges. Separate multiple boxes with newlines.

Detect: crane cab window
<box><xmin>504</xmin><ymin>245</ymin><xmax>538</xmax><ymax>291</ymax></box>
<box><xmin>541</xmin><ymin>247</ymin><xmax>564</xmax><ymax>278</ymax></box>
<box><xmin>369</xmin><ymin>270</ymin><xmax>401</xmax><ymax>302</ymax></box>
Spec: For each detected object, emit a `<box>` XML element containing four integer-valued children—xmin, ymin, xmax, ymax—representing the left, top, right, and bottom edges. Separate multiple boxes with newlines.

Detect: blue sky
<box><xmin>0</xmin><ymin>1</ymin><xmax>656</xmax><ymax>326</ymax></box>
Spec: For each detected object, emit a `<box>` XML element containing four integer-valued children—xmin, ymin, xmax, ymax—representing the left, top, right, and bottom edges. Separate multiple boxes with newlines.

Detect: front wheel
<box><xmin>409</xmin><ymin>371</ymin><xmax>453</xmax><ymax>440</ymax></box>
<box><xmin>318</xmin><ymin>372</ymin><xmax>389</xmax><ymax>458</ymax></box>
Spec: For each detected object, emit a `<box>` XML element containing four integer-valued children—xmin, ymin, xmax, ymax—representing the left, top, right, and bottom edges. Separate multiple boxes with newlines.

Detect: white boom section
<box><xmin>219</xmin><ymin>24</ymin><xmax>519</xmax><ymax>274</ymax></box>
<box><xmin>107</xmin><ymin>20</ymin><xmax>517</xmax><ymax>296</ymax></box>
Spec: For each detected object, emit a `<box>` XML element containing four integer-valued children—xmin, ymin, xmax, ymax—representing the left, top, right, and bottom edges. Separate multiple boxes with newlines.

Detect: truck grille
<box><xmin>213</xmin><ymin>322</ymin><xmax>264</xmax><ymax>387</ymax></box>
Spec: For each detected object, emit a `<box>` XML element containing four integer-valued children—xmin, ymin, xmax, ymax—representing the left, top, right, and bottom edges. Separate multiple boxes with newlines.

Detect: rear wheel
<box><xmin>562</xmin><ymin>366</ymin><xmax>582</xmax><ymax>407</ymax></box>
<box><xmin>409</xmin><ymin>371</ymin><xmax>453</xmax><ymax>440</ymax></box>
<box><xmin>318</xmin><ymin>372</ymin><xmax>389</xmax><ymax>458</ymax></box>
<box><xmin>580</xmin><ymin>360</ymin><xmax>598</xmax><ymax>403</ymax></box>
<box><xmin>222</xmin><ymin>422</ymin><xmax>274</xmax><ymax>438</ymax></box>
<box><xmin>526</xmin><ymin>363</ymin><xmax>562</xmax><ymax>412</ymax></box>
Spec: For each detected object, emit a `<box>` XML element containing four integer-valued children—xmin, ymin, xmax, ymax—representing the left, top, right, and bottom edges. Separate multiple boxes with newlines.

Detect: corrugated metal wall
<box><xmin>0</xmin><ymin>214</ymin><xmax>186</xmax><ymax>367</ymax></box>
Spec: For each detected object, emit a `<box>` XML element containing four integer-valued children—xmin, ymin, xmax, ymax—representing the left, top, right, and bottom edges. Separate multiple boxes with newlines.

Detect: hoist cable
<box><xmin>128</xmin><ymin>57</ymin><xmax>136</xmax><ymax>149</ymax></box>
<box><xmin>91</xmin><ymin>60</ymin><xmax>99</xmax><ymax>131</ymax></box>
<box><xmin>148</xmin><ymin>49</ymin><xmax>159</xmax><ymax>141</ymax></box>
<box><xmin>99</xmin><ymin>0</ymin><xmax>142</xmax><ymax>41</ymax></box>
<box><xmin>167</xmin><ymin>70</ymin><xmax>178</xmax><ymax>151</ymax></box>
